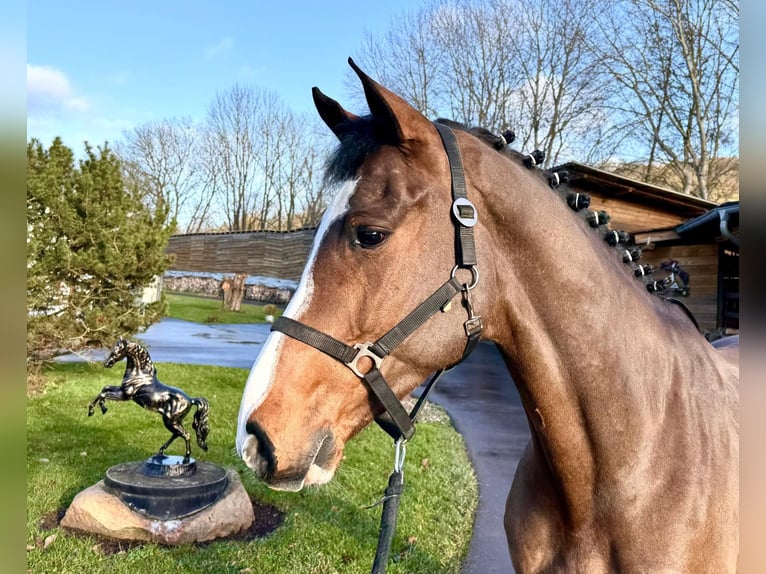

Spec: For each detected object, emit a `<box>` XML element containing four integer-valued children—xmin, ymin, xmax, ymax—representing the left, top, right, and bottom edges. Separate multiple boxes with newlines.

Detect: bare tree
<box><xmin>354</xmin><ymin>0</ymin><xmax>612</xmax><ymax>167</ymax></box>
<box><xmin>203</xmin><ymin>85</ymin><xmax>277</xmax><ymax>231</ymax></box>
<box><xmin>117</xmin><ymin>118</ymin><xmax>213</xmax><ymax>233</ymax></box>
<box><xmin>592</xmin><ymin>0</ymin><xmax>739</xmax><ymax>199</ymax></box>
<box><xmin>354</xmin><ymin>2</ymin><xmax>445</xmax><ymax>118</ymax></box>
<box><xmin>202</xmin><ymin>84</ymin><xmax>331</xmax><ymax>232</ymax></box>
<box><xmin>496</xmin><ymin>0</ymin><xmax>616</xmax><ymax>166</ymax></box>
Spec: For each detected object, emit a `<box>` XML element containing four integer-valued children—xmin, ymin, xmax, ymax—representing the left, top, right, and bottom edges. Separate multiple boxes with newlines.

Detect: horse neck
<box><xmin>474</xmin><ymin>156</ymin><xmax>709</xmax><ymax>524</ymax></box>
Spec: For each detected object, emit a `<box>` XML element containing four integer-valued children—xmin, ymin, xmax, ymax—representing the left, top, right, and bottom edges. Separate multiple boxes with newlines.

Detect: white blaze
<box><xmin>236</xmin><ymin>180</ymin><xmax>357</xmax><ymax>456</ymax></box>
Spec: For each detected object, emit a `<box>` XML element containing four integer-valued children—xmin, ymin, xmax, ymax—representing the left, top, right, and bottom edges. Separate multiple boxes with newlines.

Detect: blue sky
<box><xmin>27</xmin><ymin>0</ymin><xmax>420</xmax><ymax>151</ymax></box>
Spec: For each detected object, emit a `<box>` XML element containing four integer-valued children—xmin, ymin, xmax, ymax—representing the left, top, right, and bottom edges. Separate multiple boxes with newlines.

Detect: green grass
<box><xmin>164</xmin><ymin>292</ymin><xmax>280</xmax><ymax>324</ymax></box>
<box><xmin>27</xmin><ymin>363</ymin><xmax>478</xmax><ymax>573</ymax></box>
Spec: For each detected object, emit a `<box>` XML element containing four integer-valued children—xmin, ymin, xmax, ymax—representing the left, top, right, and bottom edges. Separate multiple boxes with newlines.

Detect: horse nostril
<box><xmin>245</xmin><ymin>419</ymin><xmax>277</xmax><ymax>480</ymax></box>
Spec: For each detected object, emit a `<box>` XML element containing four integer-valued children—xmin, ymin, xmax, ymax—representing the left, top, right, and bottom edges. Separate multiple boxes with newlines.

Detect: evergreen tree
<box><xmin>27</xmin><ymin>138</ymin><xmax>172</xmax><ymax>368</ymax></box>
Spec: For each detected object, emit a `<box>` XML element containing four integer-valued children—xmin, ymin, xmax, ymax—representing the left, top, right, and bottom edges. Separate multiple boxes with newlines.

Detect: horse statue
<box><xmin>236</xmin><ymin>59</ymin><xmax>739</xmax><ymax>572</ymax></box>
<box><xmin>89</xmin><ymin>336</ymin><xmax>210</xmax><ymax>464</ymax></box>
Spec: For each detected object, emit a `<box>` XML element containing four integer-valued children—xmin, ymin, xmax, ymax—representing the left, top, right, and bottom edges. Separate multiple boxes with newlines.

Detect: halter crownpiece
<box><xmin>435</xmin><ymin>117</ymin><xmax>693</xmax><ymax>310</ymax></box>
<box><xmin>270</xmin><ymin>121</ymin><xmax>483</xmax><ymax>443</ymax></box>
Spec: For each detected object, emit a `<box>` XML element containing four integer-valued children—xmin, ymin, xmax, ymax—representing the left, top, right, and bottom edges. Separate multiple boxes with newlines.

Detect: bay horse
<box><xmin>89</xmin><ymin>337</ymin><xmax>210</xmax><ymax>464</ymax></box>
<box><xmin>236</xmin><ymin>59</ymin><xmax>739</xmax><ymax>572</ymax></box>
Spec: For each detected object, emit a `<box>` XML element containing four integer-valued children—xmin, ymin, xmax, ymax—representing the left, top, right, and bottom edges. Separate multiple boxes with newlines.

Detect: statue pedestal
<box><xmin>104</xmin><ymin>455</ymin><xmax>228</xmax><ymax>520</ymax></box>
<box><xmin>61</xmin><ymin>461</ymin><xmax>254</xmax><ymax>545</ymax></box>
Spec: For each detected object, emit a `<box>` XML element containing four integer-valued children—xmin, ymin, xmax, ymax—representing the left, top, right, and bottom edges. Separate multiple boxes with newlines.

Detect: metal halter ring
<box><xmin>347</xmin><ymin>342</ymin><xmax>385</xmax><ymax>378</ymax></box>
<box><xmin>451</xmin><ymin>265</ymin><xmax>479</xmax><ymax>291</ymax></box>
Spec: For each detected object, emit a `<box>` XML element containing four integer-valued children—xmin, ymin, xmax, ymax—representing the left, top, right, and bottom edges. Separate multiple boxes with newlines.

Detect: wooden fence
<box><xmin>165</xmin><ymin>228</ymin><xmax>317</xmax><ymax>282</ymax></box>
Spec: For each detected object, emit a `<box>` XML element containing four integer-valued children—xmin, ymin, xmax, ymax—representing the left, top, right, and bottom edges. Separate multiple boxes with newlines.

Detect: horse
<box><xmin>236</xmin><ymin>59</ymin><xmax>739</xmax><ymax>572</ymax></box>
<box><xmin>88</xmin><ymin>336</ymin><xmax>210</xmax><ymax>464</ymax></box>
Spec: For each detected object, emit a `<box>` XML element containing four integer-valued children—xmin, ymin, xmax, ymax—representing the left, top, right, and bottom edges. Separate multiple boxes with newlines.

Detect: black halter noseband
<box><xmin>271</xmin><ymin>122</ymin><xmax>482</xmax><ymax>442</ymax></box>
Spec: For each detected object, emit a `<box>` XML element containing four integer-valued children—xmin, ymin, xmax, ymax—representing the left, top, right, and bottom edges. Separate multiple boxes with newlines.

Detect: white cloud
<box><xmin>27</xmin><ymin>65</ymin><xmax>70</xmax><ymax>98</ymax></box>
<box><xmin>205</xmin><ymin>37</ymin><xmax>235</xmax><ymax>60</ymax></box>
<box><xmin>27</xmin><ymin>64</ymin><xmax>90</xmax><ymax>114</ymax></box>
<box><xmin>26</xmin><ymin>65</ymin><xmax>135</xmax><ymax>150</ymax></box>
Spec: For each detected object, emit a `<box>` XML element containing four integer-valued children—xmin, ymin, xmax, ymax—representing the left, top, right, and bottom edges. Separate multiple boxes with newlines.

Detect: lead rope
<box><xmin>368</xmin><ymin>367</ymin><xmax>446</xmax><ymax>574</ymax></box>
<box><xmin>369</xmin><ymin>438</ymin><xmax>407</xmax><ymax>574</ymax></box>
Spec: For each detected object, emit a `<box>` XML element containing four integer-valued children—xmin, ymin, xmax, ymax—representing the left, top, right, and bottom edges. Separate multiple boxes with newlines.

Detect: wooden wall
<box><xmin>166</xmin><ymin>229</ymin><xmax>316</xmax><ymax>282</ymax></box>
<box><xmin>585</xmin><ymin>193</ymin><xmax>689</xmax><ymax>232</ymax></box>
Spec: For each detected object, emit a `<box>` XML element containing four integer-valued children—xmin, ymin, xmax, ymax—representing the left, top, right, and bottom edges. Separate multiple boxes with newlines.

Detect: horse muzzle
<box><xmin>240</xmin><ymin>419</ymin><xmax>338</xmax><ymax>491</ymax></box>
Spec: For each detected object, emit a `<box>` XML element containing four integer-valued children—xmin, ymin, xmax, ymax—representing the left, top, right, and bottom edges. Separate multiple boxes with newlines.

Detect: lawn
<box><xmin>27</xmin><ymin>362</ymin><xmax>478</xmax><ymax>574</ymax></box>
<box><xmin>164</xmin><ymin>292</ymin><xmax>280</xmax><ymax>324</ymax></box>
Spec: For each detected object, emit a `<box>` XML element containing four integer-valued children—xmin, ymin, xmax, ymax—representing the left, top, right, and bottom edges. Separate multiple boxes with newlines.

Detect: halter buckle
<box><xmin>464</xmin><ymin>316</ymin><xmax>483</xmax><ymax>337</ymax></box>
<box><xmin>452</xmin><ymin>197</ymin><xmax>478</xmax><ymax>227</ymax></box>
<box><xmin>461</xmin><ymin>283</ymin><xmax>484</xmax><ymax>337</ymax></box>
<box><xmin>347</xmin><ymin>342</ymin><xmax>385</xmax><ymax>378</ymax></box>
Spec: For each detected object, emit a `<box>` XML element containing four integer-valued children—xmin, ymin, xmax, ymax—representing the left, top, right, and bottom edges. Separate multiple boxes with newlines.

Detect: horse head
<box><xmin>237</xmin><ymin>59</ymin><xmax>500</xmax><ymax>491</ymax></box>
<box><xmin>103</xmin><ymin>336</ymin><xmax>130</xmax><ymax>369</ymax></box>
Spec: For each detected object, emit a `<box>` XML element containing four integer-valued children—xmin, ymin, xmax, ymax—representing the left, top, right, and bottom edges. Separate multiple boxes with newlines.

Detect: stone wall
<box><xmin>163</xmin><ymin>271</ymin><xmax>297</xmax><ymax>305</ymax></box>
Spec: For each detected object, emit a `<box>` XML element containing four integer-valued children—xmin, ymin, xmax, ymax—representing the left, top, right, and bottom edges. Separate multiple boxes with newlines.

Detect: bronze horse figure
<box><xmin>89</xmin><ymin>337</ymin><xmax>210</xmax><ymax>464</ymax></box>
<box><xmin>236</xmin><ymin>59</ymin><xmax>738</xmax><ymax>572</ymax></box>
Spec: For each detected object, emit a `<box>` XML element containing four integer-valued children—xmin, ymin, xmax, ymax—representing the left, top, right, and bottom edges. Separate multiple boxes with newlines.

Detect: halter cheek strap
<box><xmin>270</xmin><ymin>122</ymin><xmax>482</xmax><ymax>442</ymax></box>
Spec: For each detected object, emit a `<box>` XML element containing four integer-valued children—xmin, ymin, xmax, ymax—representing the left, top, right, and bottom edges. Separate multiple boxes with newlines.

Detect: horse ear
<box><xmin>347</xmin><ymin>57</ymin><xmax>433</xmax><ymax>146</ymax></box>
<box><xmin>312</xmin><ymin>87</ymin><xmax>359</xmax><ymax>139</ymax></box>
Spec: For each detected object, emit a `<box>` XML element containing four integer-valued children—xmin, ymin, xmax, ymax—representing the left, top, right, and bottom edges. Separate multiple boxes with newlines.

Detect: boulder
<box><xmin>61</xmin><ymin>469</ymin><xmax>254</xmax><ymax>545</ymax></box>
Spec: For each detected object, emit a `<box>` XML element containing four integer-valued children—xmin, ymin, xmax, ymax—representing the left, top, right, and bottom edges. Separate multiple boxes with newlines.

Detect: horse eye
<box><xmin>354</xmin><ymin>227</ymin><xmax>388</xmax><ymax>249</ymax></box>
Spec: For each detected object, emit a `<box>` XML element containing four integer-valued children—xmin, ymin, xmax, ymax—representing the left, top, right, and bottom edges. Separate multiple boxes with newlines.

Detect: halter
<box><xmin>270</xmin><ymin>121</ymin><xmax>483</xmax><ymax>443</ymax></box>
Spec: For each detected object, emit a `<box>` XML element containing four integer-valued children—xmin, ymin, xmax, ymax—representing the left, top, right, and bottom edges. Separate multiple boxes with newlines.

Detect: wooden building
<box><xmin>632</xmin><ymin>202</ymin><xmax>739</xmax><ymax>337</ymax></box>
<box><xmin>554</xmin><ymin>162</ymin><xmax>717</xmax><ymax>231</ymax></box>
<box><xmin>554</xmin><ymin>163</ymin><xmax>739</xmax><ymax>336</ymax></box>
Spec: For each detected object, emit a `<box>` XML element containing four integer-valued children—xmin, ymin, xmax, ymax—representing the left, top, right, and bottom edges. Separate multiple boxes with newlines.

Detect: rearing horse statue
<box><xmin>236</xmin><ymin>59</ymin><xmax>738</xmax><ymax>572</ymax></box>
<box><xmin>89</xmin><ymin>337</ymin><xmax>210</xmax><ymax>464</ymax></box>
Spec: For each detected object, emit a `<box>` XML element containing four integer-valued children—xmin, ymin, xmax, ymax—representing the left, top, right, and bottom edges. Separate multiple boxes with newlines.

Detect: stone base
<box><xmin>60</xmin><ymin>469</ymin><xmax>254</xmax><ymax>546</ymax></box>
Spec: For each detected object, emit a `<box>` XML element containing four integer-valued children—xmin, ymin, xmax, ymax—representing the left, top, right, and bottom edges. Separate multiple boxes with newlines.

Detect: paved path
<box><xmin>58</xmin><ymin>318</ymin><xmax>270</xmax><ymax>369</ymax></box>
<box><xmin>422</xmin><ymin>342</ymin><xmax>529</xmax><ymax>573</ymax></box>
<box><xmin>62</xmin><ymin>320</ymin><xmax>530</xmax><ymax>573</ymax></box>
